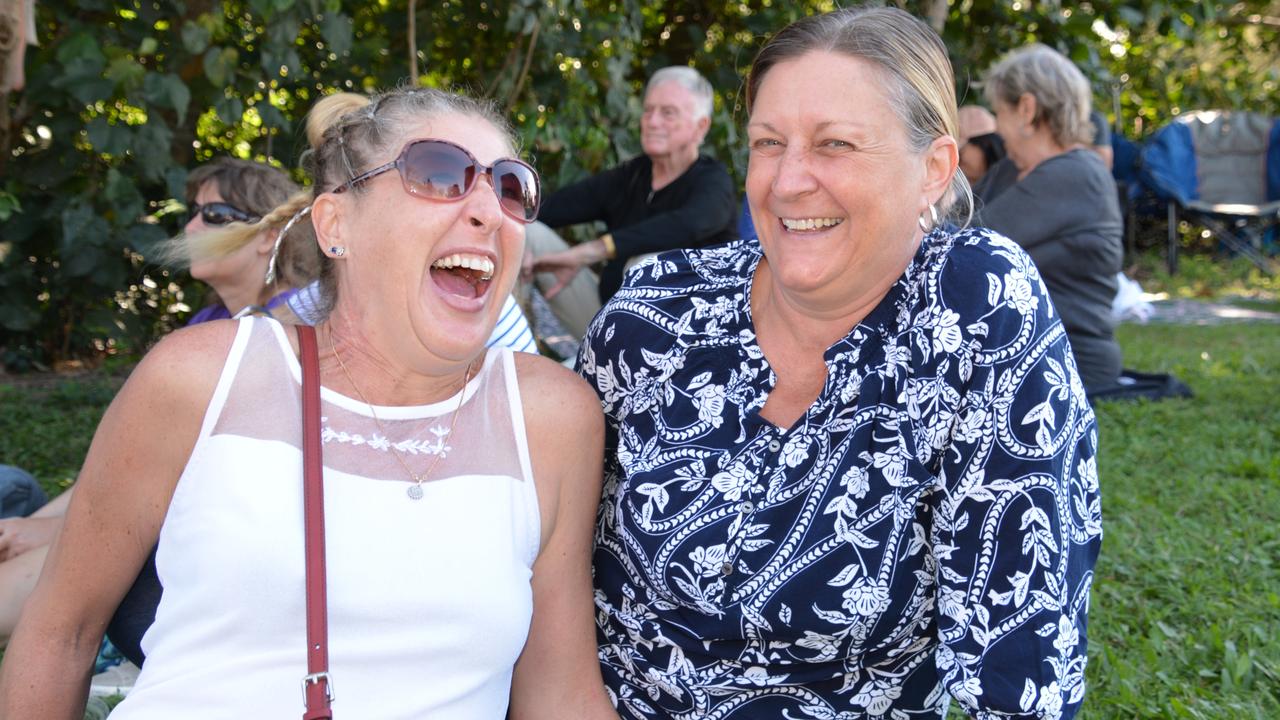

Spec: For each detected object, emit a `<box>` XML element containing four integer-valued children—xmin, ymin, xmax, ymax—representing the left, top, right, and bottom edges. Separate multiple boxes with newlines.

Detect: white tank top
<box><xmin>111</xmin><ymin>317</ymin><xmax>541</xmax><ymax>719</ymax></box>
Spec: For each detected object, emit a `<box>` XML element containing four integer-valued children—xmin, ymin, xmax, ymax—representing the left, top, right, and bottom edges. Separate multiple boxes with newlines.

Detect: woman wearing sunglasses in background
<box><xmin>180</xmin><ymin>157</ymin><xmax>316</xmax><ymax>323</ymax></box>
<box><xmin>0</xmin><ymin>157</ymin><xmax>312</xmax><ymax>657</ymax></box>
<box><xmin>0</xmin><ymin>87</ymin><xmax>616</xmax><ymax>719</ymax></box>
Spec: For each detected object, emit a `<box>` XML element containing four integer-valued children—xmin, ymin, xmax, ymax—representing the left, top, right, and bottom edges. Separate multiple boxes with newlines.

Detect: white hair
<box><xmin>646</xmin><ymin>66</ymin><xmax>714</xmax><ymax>121</ymax></box>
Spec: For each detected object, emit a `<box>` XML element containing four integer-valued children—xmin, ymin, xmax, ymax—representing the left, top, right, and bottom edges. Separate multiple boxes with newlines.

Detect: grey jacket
<box><xmin>974</xmin><ymin>149</ymin><xmax>1124</xmax><ymax>391</ymax></box>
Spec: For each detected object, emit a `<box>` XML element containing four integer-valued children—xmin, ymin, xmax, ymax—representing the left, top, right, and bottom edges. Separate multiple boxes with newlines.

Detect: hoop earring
<box><xmin>918</xmin><ymin>203</ymin><xmax>939</xmax><ymax>233</ymax></box>
<box><xmin>265</xmin><ymin>205</ymin><xmax>313</xmax><ymax>285</ymax></box>
<box><xmin>329</xmin><ymin>246</ymin><xmax>346</xmax><ymax>257</ymax></box>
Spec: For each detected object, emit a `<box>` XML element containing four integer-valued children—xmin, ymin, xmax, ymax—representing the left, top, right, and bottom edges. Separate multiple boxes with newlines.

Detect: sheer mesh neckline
<box><xmin>264</xmin><ymin>319</ymin><xmax>487</xmax><ymax>420</ymax></box>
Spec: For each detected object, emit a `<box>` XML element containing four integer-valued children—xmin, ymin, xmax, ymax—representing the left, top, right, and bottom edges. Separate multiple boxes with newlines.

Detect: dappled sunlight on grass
<box><xmin>1128</xmin><ymin>250</ymin><xmax>1280</xmax><ymax>303</ymax></box>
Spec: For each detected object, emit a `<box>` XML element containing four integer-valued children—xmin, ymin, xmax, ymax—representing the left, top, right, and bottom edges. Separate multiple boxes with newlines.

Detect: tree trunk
<box><xmin>408</xmin><ymin>0</ymin><xmax>419</xmax><ymax>84</ymax></box>
<box><xmin>925</xmin><ymin>0</ymin><xmax>948</xmax><ymax>33</ymax></box>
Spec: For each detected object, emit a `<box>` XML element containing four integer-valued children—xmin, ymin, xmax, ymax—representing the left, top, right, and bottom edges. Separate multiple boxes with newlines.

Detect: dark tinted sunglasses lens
<box><xmin>403</xmin><ymin>142</ymin><xmax>472</xmax><ymax>199</ymax></box>
<box><xmin>200</xmin><ymin>203</ymin><xmax>254</xmax><ymax>226</ymax></box>
<box><xmin>494</xmin><ymin>162</ymin><xmax>539</xmax><ymax>222</ymax></box>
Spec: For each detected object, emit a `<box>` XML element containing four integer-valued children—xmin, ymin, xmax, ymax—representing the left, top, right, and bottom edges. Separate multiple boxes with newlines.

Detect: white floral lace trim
<box><xmin>319</xmin><ymin>417</ymin><xmax>452</xmax><ymax>457</ymax></box>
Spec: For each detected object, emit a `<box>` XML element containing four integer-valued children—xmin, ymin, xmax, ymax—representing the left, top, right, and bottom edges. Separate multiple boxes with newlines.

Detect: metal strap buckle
<box><xmin>302</xmin><ymin>671</ymin><xmax>336</xmax><ymax>705</ymax></box>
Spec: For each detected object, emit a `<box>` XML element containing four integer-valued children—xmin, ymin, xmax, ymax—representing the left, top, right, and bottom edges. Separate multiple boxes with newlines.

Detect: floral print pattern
<box><xmin>578</xmin><ymin>229</ymin><xmax>1102</xmax><ymax>719</ymax></box>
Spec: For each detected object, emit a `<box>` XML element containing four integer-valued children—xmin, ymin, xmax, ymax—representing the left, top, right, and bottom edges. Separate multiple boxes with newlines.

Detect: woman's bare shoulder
<box><xmin>512</xmin><ymin>352</ymin><xmax>601</xmax><ymax>424</ymax></box>
<box><xmin>122</xmin><ymin>319</ymin><xmax>242</xmax><ymax>409</ymax></box>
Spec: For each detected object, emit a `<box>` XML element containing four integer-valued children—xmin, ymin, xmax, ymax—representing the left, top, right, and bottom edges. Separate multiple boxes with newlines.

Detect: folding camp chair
<box><xmin>1139</xmin><ymin>110</ymin><xmax>1280</xmax><ymax>273</ymax></box>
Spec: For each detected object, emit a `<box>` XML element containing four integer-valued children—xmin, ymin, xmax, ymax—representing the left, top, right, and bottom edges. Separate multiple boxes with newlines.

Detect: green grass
<box><xmin>3</xmin><ymin>257</ymin><xmax>1278</xmax><ymax>717</ymax></box>
<box><xmin>0</xmin><ymin>377</ymin><xmax>121</xmax><ymax>498</ymax></box>
<box><xmin>1084</xmin><ymin>322</ymin><xmax>1280</xmax><ymax>718</ymax></box>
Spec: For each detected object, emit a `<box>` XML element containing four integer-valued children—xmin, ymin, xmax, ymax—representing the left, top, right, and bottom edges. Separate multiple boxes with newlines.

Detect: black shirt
<box><xmin>538</xmin><ymin>154</ymin><xmax>737</xmax><ymax>301</ymax></box>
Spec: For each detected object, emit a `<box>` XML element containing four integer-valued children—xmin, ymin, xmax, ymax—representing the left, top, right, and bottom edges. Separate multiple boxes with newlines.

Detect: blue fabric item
<box><xmin>488</xmin><ymin>294</ymin><xmax>538</xmax><ymax>354</ymax></box>
<box><xmin>736</xmin><ymin>200</ymin><xmax>756</xmax><ymax>240</ymax></box>
<box><xmin>0</xmin><ymin>465</ymin><xmax>46</xmax><ymax>519</ymax></box>
<box><xmin>579</xmin><ymin>230</ymin><xmax>1102</xmax><ymax>719</ymax></box>
<box><xmin>1112</xmin><ymin>135</ymin><xmax>1141</xmax><ymax>186</ymax></box>
<box><xmin>1139</xmin><ymin>121</ymin><xmax>1198</xmax><ymax>204</ymax></box>
<box><xmin>1267</xmin><ymin>118</ymin><xmax>1280</xmax><ymax>202</ymax></box>
<box><xmin>186</xmin><ymin>288</ymin><xmax>299</xmax><ymax>326</ymax></box>
<box><xmin>93</xmin><ymin>637</ymin><xmax>127</xmax><ymax>674</ymax></box>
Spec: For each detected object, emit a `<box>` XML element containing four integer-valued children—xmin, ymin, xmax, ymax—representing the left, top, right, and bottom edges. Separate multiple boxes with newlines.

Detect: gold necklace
<box><xmin>328</xmin><ymin>329</ymin><xmax>472</xmax><ymax>500</ymax></box>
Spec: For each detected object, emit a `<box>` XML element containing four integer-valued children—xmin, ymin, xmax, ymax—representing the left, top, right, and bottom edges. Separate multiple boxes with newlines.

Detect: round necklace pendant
<box><xmin>406</xmin><ymin>484</ymin><xmax>425</xmax><ymax>500</ymax></box>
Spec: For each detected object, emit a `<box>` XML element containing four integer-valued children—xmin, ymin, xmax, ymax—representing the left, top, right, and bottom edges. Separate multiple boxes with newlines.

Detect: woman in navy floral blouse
<box><xmin>578</xmin><ymin>7</ymin><xmax>1102</xmax><ymax>719</ymax></box>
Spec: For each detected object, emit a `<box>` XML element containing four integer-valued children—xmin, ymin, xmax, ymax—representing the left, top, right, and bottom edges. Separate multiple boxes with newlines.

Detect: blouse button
<box><xmin>721</xmin><ymin>562</ymin><xmax>734</xmax><ymax>577</ymax></box>
<box><xmin>768</xmin><ymin>439</ymin><xmax>782</xmax><ymax>452</ymax></box>
<box><xmin>742</xmin><ymin>500</ymin><xmax>755</xmax><ymax>513</ymax></box>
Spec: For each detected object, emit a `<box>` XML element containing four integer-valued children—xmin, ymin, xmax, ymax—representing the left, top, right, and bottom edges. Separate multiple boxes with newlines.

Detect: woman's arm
<box><xmin>931</xmin><ymin>240</ymin><xmax>1102</xmax><ymax>719</ymax></box>
<box><xmin>0</xmin><ymin>322</ymin><xmax>234</xmax><ymax>719</ymax></box>
<box><xmin>509</xmin><ymin>355</ymin><xmax>617</xmax><ymax>720</ymax></box>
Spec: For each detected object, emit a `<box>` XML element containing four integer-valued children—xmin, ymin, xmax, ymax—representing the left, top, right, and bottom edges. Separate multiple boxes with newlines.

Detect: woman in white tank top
<box><xmin>0</xmin><ymin>87</ymin><xmax>618</xmax><ymax>719</ymax></box>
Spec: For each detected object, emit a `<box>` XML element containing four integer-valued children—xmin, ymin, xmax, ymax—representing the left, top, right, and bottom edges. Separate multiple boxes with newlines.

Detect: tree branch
<box><xmin>408</xmin><ymin>0</ymin><xmax>419</xmax><ymax>84</ymax></box>
<box><xmin>505</xmin><ymin>16</ymin><xmax>540</xmax><ymax>113</ymax></box>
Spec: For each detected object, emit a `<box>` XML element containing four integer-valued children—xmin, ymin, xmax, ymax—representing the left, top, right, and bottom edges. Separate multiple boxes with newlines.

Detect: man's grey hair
<box><xmin>646</xmin><ymin>66</ymin><xmax>714</xmax><ymax>121</ymax></box>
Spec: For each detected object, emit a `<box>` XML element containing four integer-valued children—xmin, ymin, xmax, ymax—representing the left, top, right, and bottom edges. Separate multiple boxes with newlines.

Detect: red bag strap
<box><xmin>297</xmin><ymin>325</ymin><xmax>334</xmax><ymax>719</ymax></box>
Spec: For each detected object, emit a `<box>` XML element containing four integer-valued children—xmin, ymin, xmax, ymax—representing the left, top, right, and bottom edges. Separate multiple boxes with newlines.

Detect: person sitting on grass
<box><xmin>0</xmin><ymin>86</ymin><xmax>615</xmax><ymax>718</ymax></box>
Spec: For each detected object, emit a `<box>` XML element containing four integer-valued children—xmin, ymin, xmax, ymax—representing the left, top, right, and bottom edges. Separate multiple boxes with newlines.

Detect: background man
<box><xmin>524</xmin><ymin>66</ymin><xmax>737</xmax><ymax>339</ymax></box>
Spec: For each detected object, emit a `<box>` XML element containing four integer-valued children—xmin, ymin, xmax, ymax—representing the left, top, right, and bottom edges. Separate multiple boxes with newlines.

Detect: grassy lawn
<box><xmin>2</xmin><ymin>278</ymin><xmax>1277</xmax><ymax>717</ymax></box>
<box><xmin>1085</xmin><ymin>322</ymin><xmax>1280</xmax><ymax>718</ymax></box>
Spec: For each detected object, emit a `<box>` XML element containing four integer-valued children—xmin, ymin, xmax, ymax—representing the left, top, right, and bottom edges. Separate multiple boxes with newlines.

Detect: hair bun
<box><xmin>306</xmin><ymin>92</ymin><xmax>371</xmax><ymax>149</ymax></box>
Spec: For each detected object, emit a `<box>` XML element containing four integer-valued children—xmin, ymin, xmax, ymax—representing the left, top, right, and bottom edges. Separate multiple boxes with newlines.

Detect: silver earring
<box><xmin>266</xmin><ymin>205</ymin><xmax>313</xmax><ymax>286</ymax></box>
<box><xmin>918</xmin><ymin>203</ymin><xmax>939</xmax><ymax>233</ymax></box>
<box><xmin>330</xmin><ymin>246</ymin><xmax>346</xmax><ymax>257</ymax></box>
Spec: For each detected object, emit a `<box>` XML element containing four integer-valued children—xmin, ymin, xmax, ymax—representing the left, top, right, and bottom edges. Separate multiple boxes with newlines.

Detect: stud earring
<box><xmin>329</xmin><ymin>246</ymin><xmax>346</xmax><ymax>257</ymax></box>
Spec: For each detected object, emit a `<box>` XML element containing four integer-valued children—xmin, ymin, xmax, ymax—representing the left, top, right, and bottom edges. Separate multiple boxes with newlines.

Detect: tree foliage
<box><xmin>1</xmin><ymin>0</ymin><xmax>1275</xmax><ymax>369</ymax></box>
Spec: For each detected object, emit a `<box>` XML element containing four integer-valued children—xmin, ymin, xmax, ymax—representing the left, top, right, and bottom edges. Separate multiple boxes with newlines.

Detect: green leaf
<box><xmin>104</xmin><ymin>170</ymin><xmax>145</xmax><ymax>228</ymax></box>
<box><xmin>105</xmin><ymin>56</ymin><xmax>146</xmax><ymax>93</ymax></box>
<box><xmin>214</xmin><ymin>96</ymin><xmax>245</xmax><ymax>125</ymax></box>
<box><xmin>124</xmin><ymin>223</ymin><xmax>170</xmax><ymax>254</ymax></box>
<box><xmin>63</xmin><ymin>244</ymin><xmax>106</xmax><ymax>278</ymax></box>
<box><xmin>54</xmin><ymin>32</ymin><xmax>106</xmax><ymax>72</ymax></box>
<box><xmin>258</xmin><ymin>103</ymin><xmax>289</xmax><ymax>131</ymax></box>
<box><xmin>181</xmin><ymin>21</ymin><xmax>212</xmax><ymax>54</ymax></box>
<box><xmin>138</xmin><ymin>37</ymin><xmax>158</xmax><ymax>56</ymax></box>
<box><xmin>0</xmin><ymin>301</ymin><xmax>41</xmax><ymax>332</ymax></box>
<box><xmin>203</xmin><ymin>46</ymin><xmax>239</xmax><ymax>87</ymax></box>
<box><xmin>321</xmin><ymin>13</ymin><xmax>353</xmax><ymax>56</ymax></box>
<box><xmin>85</xmin><ymin>118</ymin><xmax>131</xmax><ymax>157</ymax></box>
<box><xmin>51</xmin><ymin>54</ymin><xmax>116</xmax><ymax>105</ymax></box>
<box><xmin>60</xmin><ymin>201</ymin><xmax>98</xmax><ymax>251</ymax></box>
<box><xmin>164</xmin><ymin>166</ymin><xmax>189</xmax><ymax>203</ymax></box>
<box><xmin>142</xmin><ymin>73</ymin><xmax>191</xmax><ymax>125</ymax></box>
<box><xmin>0</xmin><ymin>192</ymin><xmax>22</xmax><ymax>221</ymax></box>
<box><xmin>132</xmin><ymin>123</ymin><xmax>175</xmax><ymax>184</ymax></box>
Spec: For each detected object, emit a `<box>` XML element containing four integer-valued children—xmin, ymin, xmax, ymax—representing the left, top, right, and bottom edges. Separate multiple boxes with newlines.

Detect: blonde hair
<box><xmin>983</xmin><ymin>44</ymin><xmax>1093</xmax><ymax>148</ymax></box>
<box><xmin>745</xmin><ymin>6</ymin><xmax>972</xmax><ymax>224</ymax></box>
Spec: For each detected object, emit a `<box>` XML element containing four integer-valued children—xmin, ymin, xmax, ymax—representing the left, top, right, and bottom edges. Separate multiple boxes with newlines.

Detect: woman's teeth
<box><xmin>781</xmin><ymin>217</ymin><xmax>843</xmax><ymax>231</ymax></box>
<box><xmin>432</xmin><ymin>253</ymin><xmax>494</xmax><ymax>280</ymax></box>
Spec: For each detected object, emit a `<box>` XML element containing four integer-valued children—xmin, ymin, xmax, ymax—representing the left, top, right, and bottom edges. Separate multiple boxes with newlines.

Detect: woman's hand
<box><xmin>529</xmin><ymin>239</ymin><xmax>610</xmax><ymax>299</ymax></box>
<box><xmin>0</xmin><ymin>516</ymin><xmax>63</xmax><ymax>562</ymax></box>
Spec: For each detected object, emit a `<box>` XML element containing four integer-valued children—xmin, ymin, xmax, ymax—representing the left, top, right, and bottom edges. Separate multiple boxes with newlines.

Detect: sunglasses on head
<box><xmin>189</xmin><ymin>201</ymin><xmax>260</xmax><ymax>226</ymax></box>
<box><xmin>331</xmin><ymin>138</ymin><xmax>541</xmax><ymax>224</ymax></box>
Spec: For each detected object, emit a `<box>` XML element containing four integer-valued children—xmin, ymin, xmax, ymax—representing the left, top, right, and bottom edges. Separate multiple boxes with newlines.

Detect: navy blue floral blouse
<box><xmin>577</xmin><ymin>228</ymin><xmax>1102</xmax><ymax>719</ymax></box>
